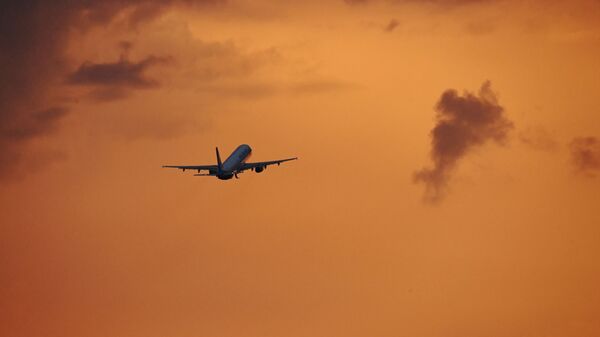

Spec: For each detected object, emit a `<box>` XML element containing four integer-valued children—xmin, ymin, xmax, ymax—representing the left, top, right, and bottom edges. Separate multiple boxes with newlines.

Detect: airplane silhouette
<box><xmin>163</xmin><ymin>144</ymin><xmax>297</xmax><ymax>180</ymax></box>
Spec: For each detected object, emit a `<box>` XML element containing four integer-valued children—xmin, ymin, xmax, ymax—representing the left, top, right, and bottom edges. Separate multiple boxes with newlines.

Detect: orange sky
<box><xmin>2</xmin><ymin>1</ymin><xmax>600</xmax><ymax>337</ymax></box>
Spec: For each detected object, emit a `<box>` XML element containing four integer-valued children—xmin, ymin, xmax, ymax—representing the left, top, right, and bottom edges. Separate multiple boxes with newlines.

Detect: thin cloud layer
<box><xmin>570</xmin><ymin>136</ymin><xmax>600</xmax><ymax>176</ymax></box>
<box><xmin>414</xmin><ymin>81</ymin><xmax>513</xmax><ymax>203</ymax></box>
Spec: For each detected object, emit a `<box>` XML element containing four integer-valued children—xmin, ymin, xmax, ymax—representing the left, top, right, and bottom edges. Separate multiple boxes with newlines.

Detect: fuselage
<box><xmin>218</xmin><ymin>144</ymin><xmax>252</xmax><ymax>180</ymax></box>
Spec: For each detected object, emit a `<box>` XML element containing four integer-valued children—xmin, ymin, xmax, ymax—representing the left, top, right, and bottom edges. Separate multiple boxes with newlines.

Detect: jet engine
<box><xmin>255</xmin><ymin>166</ymin><xmax>265</xmax><ymax>173</ymax></box>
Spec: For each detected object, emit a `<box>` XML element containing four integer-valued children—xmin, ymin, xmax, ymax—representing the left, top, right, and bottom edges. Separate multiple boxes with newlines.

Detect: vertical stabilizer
<box><xmin>216</xmin><ymin>147</ymin><xmax>223</xmax><ymax>172</ymax></box>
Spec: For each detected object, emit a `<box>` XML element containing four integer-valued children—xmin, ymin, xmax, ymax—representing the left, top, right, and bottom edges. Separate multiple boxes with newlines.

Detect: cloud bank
<box><xmin>0</xmin><ymin>0</ymin><xmax>218</xmax><ymax>178</ymax></box>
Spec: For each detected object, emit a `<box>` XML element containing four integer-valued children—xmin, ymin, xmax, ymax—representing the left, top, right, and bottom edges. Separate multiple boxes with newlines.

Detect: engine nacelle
<box><xmin>255</xmin><ymin>166</ymin><xmax>265</xmax><ymax>173</ymax></box>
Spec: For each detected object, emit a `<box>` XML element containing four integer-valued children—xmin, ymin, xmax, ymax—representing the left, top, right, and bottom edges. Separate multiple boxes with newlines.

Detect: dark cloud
<box><xmin>0</xmin><ymin>2</ymin><xmax>76</xmax><ymax>179</ymax></box>
<box><xmin>68</xmin><ymin>54</ymin><xmax>172</xmax><ymax>100</ymax></box>
<box><xmin>384</xmin><ymin>19</ymin><xmax>400</xmax><ymax>32</ymax></box>
<box><xmin>414</xmin><ymin>81</ymin><xmax>514</xmax><ymax>203</ymax></box>
<box><xmin>68</xmin><ymin>41</ymin><xmax>161</xmax><ymax>102</ymax></box>
<box><xmin>0</xmin><ymin>0</ymin><xmax>203</xmax><ymax>179</ymax></box>
<box><xmin>69</xmin><ymin>56</ymin><xmax>170</xmax><ymax>88</ymax></box>
<box><xmin>570</xmin><ymin>137</ymin><xmax>600</xmax><ymax>176</ymax></box>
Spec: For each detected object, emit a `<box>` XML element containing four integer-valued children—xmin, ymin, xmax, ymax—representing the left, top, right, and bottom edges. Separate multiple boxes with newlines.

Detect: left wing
<box><xmin>162</xmin><ymin>164</ymin><xmax>218</xmax><ymax>173</ymax></box>
<box><xmin>240</xmin><ymin>157</ymin><xmax>298</xmax><ymax>172</ymax></box>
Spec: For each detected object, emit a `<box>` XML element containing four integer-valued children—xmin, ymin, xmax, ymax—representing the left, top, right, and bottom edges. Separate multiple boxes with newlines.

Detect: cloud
<box><xmin>0</xmin><ymin>2</ymin><xmax>113</xmax><ymax>177</ymax></box>
<box><xmin>68</xmin><ymin>54</ymin><xmax>172</xmax><ymax>101</ymax></box>
<box><xmin>414</xmin><ymin>81</ymin><xmax>514</xmax><ymax>203</ymax></box>
<box><xmin>384</xmin><ymin>19</ymin><xmax>400</xmax><ymax>32</ymax></box>
<box><xmin>0</xmin><ymin>2</ymin><xmax>78</xmax><ymax>179</ymax></box>
<box><xmin>570</xmin><ymin>137</ymin><xmax>600</xmax><ymax>177</ymax></box>
<box><xmin>69</xmin><ymin>56</ymin><xmax>171</xmax><ymax>88</ymax></box>
<box><xmin>0</xmin><ymin>0</ymin><xmax>211</xmax><ymax>178</ymax></box>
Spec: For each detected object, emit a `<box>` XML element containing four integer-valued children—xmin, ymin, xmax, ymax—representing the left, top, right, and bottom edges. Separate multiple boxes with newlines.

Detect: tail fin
<box><xmin>216</xmin><ymin>147</ymin><xmax>223</xmax><ymax>172</ymax></box>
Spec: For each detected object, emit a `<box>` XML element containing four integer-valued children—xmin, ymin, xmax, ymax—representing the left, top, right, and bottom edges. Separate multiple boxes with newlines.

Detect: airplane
<box><xmin>162</xmin><ymin>144</ymin><xmax>298</xmax><ymax>180</ymax></box>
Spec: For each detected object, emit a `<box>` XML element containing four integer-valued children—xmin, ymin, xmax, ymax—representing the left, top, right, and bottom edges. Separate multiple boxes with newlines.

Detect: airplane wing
<box><xmin>240</xmin><ymin>157</ymin><xmax>298</xmax><ymax>172</ymax></box>
<box><xmin>162</xmin><ymin>165</ymin><xmax>218</xmax><ymax>173</ymax></box>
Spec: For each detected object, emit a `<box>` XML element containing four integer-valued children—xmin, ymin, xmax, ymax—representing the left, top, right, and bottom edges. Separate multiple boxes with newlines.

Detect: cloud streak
<box><xmin>414</xmin><ymin>81</ymin><xmax>513</xmax><ymax>203</ymax></box>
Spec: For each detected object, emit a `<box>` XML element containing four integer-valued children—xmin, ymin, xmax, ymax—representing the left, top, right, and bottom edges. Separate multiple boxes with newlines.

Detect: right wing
<box><xmin>240</xmin><ymin>157</ymin><xmax>298</xmax><ymax>172</ymax></box>
<box><xmin>162</xmin><ymin>165</ymin><xmax>218</xmax><ymax>173</ymax></box>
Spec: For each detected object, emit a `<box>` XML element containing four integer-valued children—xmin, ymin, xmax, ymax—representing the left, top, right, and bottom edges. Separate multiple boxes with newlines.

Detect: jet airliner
<box><xmin>163</xmin><ymin>144</ymin><xmax>297</xmax><ymax>180</ymax></box>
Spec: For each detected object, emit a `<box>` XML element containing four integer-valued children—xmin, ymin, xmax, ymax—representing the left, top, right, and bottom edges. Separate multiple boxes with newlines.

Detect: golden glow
<box><xmin>2</xmin><ymin>1</ymin><xmax>600</xmax><ymax>336</ymax></box>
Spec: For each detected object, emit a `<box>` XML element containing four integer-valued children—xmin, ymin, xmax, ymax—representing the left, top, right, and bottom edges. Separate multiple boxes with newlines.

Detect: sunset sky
<box><xmin>2</xmin><ymin>1</ymin><xmax>600</xmax><ymax>336</ymax></box>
